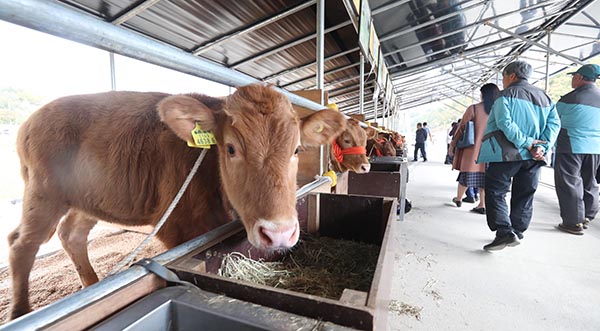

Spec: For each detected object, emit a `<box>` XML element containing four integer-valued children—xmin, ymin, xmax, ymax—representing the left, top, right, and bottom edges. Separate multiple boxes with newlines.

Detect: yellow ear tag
<box><xmin>315</xmin><ymin>123</ymin><xmax>324</xmax><ymax>133</ymax></box>
<box><xmin>187</xmin><ymin>122</ymin><xmax>217</xmax><ymax>149</ymax></box>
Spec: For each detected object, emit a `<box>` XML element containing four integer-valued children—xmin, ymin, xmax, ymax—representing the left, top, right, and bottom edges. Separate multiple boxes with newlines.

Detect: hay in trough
<box><xmin>218</xmin><ymin>236</ymin><xmax>380</xmax><ymax>300</ymax></box>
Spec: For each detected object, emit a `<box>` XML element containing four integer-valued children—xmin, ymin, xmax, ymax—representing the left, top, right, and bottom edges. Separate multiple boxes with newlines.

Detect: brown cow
<box><xmin>7</xmin><ymin>84</ymin><xmax>345</xmax><ymax>319</ymax></box>
<box><xmin>367</xmin><ymin>132</ymin><xmax>397</xmax><ymax>157</ymax></box>
<box><xmin>329</xmin><ymin>119</ymin><xmax>376</xmax><ymax>173</ymax></box>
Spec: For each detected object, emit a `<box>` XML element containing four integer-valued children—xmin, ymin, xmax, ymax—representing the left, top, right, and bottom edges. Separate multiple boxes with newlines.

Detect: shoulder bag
<box><xmin>456</xmin><ymin>105</ymin><xmax>475</xmax><ymax>149</ymax></box>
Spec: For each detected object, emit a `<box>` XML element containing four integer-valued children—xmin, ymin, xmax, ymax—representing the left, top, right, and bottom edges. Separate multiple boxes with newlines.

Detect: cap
<box><xmin>567</xmin><ymin>64</ymin><xmax>600</xmax><ymax>80</ymax></box>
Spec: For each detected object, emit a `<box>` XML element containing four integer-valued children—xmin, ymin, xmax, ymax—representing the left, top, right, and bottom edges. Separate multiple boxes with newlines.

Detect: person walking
<box><xmin>445</xmin><ymin>121</ymin><xmax>457</xmax><ymax>164</ymax></box>
<box><xmin>554</xmin><ymin>64</ymin><xmax>600</xmax><ymax>235</ymax></box>
<box><xmin>413</xmin><ymin>123</ymin><xmax>428</xmax><ymax>161</ymax></box>
<box><xmin>449</xmin><ymin>83</ymin><xmax>500</xmax><ymax>214</ymax></box>
<box><xmin>477</xmin><ymin>60</ymin><xmax>560</xmax><ymax>251</ymax></box>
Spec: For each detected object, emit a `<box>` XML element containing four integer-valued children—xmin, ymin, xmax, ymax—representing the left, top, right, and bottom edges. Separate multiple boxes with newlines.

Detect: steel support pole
<box><xmin>374</xmin><ymin>94</ymin><xmax>379</xmax><ymax>126</ymax></box>
<box><xmin>0</xmin><ymin>0</ymin><xmax>327</xmax><ymax>112</ymax></box>
<box><xmin>360</xmin><ymin>53</ymin><xmax>365</xmax><ymax>115</ymax></box>
<box><xmin>545</xmin><ymin>32</ymin><xmax>551</xmax><ymax>93</ymax></box>
<box><xmin>109</xmin><ymin>52</ymin><xmax>116</xmax><ymax>91</ymax></box>
<box><xmin>316</xmin><ymin>0</ymin><xmax>325</xmax><ymax>174</ymax></box>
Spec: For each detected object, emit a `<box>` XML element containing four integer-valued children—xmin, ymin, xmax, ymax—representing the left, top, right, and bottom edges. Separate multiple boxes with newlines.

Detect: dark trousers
<box><xmin>554</xmin><ymin>153</ymin><xmax>600</xmax><ymax>226</ymax></box>
<box><xmin>485</xmin><ymin>160</ymin><xmax>543</xmax><ymax>237</ymax></box>
<box><xmin>414</xmin><ymin>143</ymin><xmax>426</xmax><ymax>160</ymax></box>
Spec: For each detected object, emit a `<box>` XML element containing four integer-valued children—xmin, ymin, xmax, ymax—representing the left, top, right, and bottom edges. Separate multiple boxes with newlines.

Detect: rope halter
<box><xmin>332</xmin><ymin>140</ymin><xmax>367</xmax><ymax>163</ymax></box>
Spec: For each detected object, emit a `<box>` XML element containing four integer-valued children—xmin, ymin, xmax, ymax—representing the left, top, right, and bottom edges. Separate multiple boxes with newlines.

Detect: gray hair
<box><xmin>502</xmin><ymin>61</ymin><xmax>532</xmax><ymax>80</ymax></box>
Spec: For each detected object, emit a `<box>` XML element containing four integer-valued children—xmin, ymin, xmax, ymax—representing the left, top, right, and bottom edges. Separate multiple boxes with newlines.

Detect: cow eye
<box><xmin>226</xmin><ymin>144</ymin><xmax>235</xmax><ymax>156</ymax></box>
<box><xmin>344</xmin><ymin>139</ymin><xmax>351</xmax><ymax>144</ymax></box>
<box><xmin>294</xmin><ymin>147</ymin><xmax>299</xmax><ymax>155</ymax></box>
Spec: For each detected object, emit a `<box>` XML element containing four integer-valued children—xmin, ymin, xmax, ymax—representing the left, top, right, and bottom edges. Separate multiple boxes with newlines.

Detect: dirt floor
<box><xmin>0</xmin><ymin>229</ymin><xmax>166</xmax><ymax>323</ymax></box>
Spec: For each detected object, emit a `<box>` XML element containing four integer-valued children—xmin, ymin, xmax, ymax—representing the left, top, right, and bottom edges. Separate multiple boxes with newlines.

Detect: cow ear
<box><xmin>364</xmin><ymin>127</ymin><xmax>378</xmax><ymax>140</ymax></box>
<box><xmin>300</xmin><ymin>109</ymin><xmax>346</xmax><ymax>148</ymax></box>
<box><xmin>348</xmin><ymin>118</ymin><xmax>360</xmax><ymax>127</ymax></box>
<box><xmin>158</xmin><ymin>95</ymin><xmax>217</xmax><ymax>142</ymax></box>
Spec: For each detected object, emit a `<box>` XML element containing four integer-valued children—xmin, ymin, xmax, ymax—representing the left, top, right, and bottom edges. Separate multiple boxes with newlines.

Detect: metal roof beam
<box><xmin>464</xmin><ymin>0</ymin><xmax>492</xmax><ymax>45</ymax></box>
<box><xmin>383</xmin><ymin>0</ymin><xmax>561</xmax><ymax>58</ymax></box>
<box><xmin>550</xmin><ymin>31</ymin><xmax>600</xmax><ymax>41</ymax></box>
<box><xmin>328</xmin><ymin>78</ymin><xmax>374</xmax><ymax>95</ymax></box>
<box><xmin>329</xmin><ymin>81</ymin><xmax>376</xmax><ymax>98</ymax></box>
<box><xmin>281</xmin><ymin>62</ymin><xmax>359</xmax><ymax>88</ymax></box>
<box><xmin>380</xmin><ymin>0</ymin><xmax>485</xmax><ymax>43</ymax></box>
<box><xmin>323</xmin><ymin>73</ymin><xmax>362</xmax><ymax>88</ymax></box>
<box><xmin>111</xmin><ymin>0</ymin><xmax>162</xmax><ymax>25</ymax></box>
<box><xmin>230</xmin><ymin>20</ymin><xmax>352</xmax><ymax>69</ymax></box>
<box><xmin>396</xmin><ymin>97</ymin><xmax>439</xmax><ymax>111</ymax></box>
<box><xmin>400</xmin><ymin>86</ymin><xmax>459</xmax><ymax>104</ymax></box>
<box><xmin>438</xmin><ymin>92</ymin><xmax>469</xmax><ymax>108</ymax></box>
<box><xmin>393</xmin><ymin>60</ymin><xmax>499</xmax><ymax>90</ymax></box>
<box><xmin>388</xmin><ymin>35</ymin><xmax>533</xmax><ymax>79</ymax></box>
<box><xmin>263</xmin><ymin>48</ymin><xmax>359</xmax><ymax>82</ymax></box>
<box><xmin>563</xmin><ymin>22</ymin><xmax>600</xmax><ymax>30</ymax></box>
<box><xmin>372</xmin><ymin>0</ymin><xmax>411</xmax><ymax>16</ymax></box>
<box><xmin>0</xmin><ymin>0</ymin><xmax>329</xmax><ymax>112</ymax></box>
<box><xmin>193</xmin><ymin>0</ymin><xmax>316</xmax><ymax>55</ymax></box>
<box><xmin>485</xmin><ymin>21</ymin><xmax>584</xmax><ymax>65</ymax></box>
<box><xmin>395</xmin><ymin>77</ymin><xmax>465</xmax><ymax>96</ymax></box>
<box><xmin>440</xmin><ymin>87</ymin><xmax>471</xmax><ymax>105</ymax></box>
<box><xmin>389</xmin><ymin>37</ymin><xmax>518</xmax><ymax>72</ymax></box>
<box><xmin>463</xmin><ymin>56</ymin><xmax>500</xmax><ymax>73</ymax></box>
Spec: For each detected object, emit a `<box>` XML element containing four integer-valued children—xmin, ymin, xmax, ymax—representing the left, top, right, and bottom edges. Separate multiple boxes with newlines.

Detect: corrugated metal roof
<box><xmin>37</xmin><ymin>0</ymin><xmax>600</xmax><ymax>120</ymax></box>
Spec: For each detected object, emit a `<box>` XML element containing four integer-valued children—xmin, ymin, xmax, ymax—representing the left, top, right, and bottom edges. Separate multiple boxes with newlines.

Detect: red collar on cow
<box><xmin>332</xmin><ymin>140</ymin><xmax>367</xmax><ymax>163</ymax></box>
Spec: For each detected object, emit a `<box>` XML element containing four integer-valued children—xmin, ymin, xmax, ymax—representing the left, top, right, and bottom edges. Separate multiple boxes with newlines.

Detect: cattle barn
<box><xmin>1</xmin><ymin>0</ymin><xmax>600</xmax><ymax>330</ymax></box>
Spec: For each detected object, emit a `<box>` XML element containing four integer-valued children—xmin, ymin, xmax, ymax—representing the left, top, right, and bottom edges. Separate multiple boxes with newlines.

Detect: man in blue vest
<box><xmin>477</xmin><ymin>60</ymin><xmax>560</xmax><ymax>251</ymax></box>
<box><xmin>554</xmin><ymin>64</ymin><xmax>600</xmax><ymax>235</ymax></box>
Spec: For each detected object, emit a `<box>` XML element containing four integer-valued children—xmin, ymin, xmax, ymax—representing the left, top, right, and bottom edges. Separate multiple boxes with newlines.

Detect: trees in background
<box><xmin>0</xmin><ymin>87</ymin><xmax>43</xmax><ymax>125</ymax></box>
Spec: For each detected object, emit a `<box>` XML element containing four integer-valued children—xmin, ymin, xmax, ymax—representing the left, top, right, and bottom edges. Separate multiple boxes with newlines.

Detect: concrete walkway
<box><xmin>386</xmin><ymin>155</ymin><xmax>600</xmax><ymax>330</ymax></box>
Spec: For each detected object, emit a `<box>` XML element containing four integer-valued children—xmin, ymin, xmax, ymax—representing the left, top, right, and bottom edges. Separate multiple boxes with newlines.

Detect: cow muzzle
<box><xmin>356</xmin><ymin>162</ymin><xmax>371</xmax><ymax>173</ymax></box>
<box><xmin>251</xmin><ymin>218</ymin><xmax>299</xmax><ymax>250</ymax></box>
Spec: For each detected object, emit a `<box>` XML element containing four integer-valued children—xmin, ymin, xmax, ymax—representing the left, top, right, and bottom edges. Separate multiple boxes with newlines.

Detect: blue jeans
<box><xmin>466</xmin><ymin>187</ymin><xmax>479</xmax><ymax>199</ymax></box>
<box><xmin>485</xmin><ymin>160</ymin><xmax>544</xmax><ymax>237</ymax></box>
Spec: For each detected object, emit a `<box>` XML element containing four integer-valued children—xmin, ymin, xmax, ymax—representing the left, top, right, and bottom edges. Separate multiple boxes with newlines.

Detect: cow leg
<box><xmin>8</xmin><ymin>190</ymin><xmax>68</xmax><ymax>320</ymax></box>
<box><xmin>57</xmin><ymin>210</ymin><xmax>99</xmax><ymax>287</ymax></box>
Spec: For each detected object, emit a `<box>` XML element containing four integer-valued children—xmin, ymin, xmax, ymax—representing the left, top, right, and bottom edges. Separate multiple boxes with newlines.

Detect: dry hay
<box><xmin>219</xmin><ymin>236</ymin><xmax>380</xmax><ymax>300</ymax></box>
<box><xmin>389</xmin><ymin>300</ymin><xmax>423</xmax><ymax>320</ymax></box>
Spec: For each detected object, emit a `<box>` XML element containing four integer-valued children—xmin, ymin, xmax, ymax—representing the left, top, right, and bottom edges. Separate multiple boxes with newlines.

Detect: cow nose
<box><xmin>258</xmin><ymin>222</ymin><xmax>298</xmax><ymax>249</ymax></box>
<box><xmin>358</xmin><ymin>162</ymin><xmax>371</xmax><ymax>173</ymax></box>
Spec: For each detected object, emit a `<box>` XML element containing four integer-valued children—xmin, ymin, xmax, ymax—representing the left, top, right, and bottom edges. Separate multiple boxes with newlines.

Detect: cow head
<box><xmin>158</xmin><ymin>84</ymin><xmax>345</xmax><ymax>250</ymax></box>
<box><xmin>329</xmin><ymin>119</ymin><xmax>371</xmax><ymax>174</ymax></box>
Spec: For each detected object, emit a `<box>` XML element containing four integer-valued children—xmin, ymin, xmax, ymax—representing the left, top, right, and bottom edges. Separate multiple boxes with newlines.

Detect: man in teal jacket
<box><xmin>477</xmin><ymin>60</ymin><xmax>560</xmax><ymax>251</ymax></box>
<box><xmin>554</xmin><ymin>64</ymin><xmax>600</xmax><ymax>235</ymax></box>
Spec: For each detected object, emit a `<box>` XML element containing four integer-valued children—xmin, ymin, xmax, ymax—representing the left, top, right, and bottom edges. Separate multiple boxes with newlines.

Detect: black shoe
<box><xmin>583</xmin><ymin>218</ymin><xmax>591</xmax><ymax>229</ymax></box>
<box><xmin>452</xmin><ymin>197</ymin><xmax>462</xmax><ymax>207</ymax></box>
<box><xmin>556</xmin><ymin>223</ymin><xmax>584</xmax><ymax>235</ymax></box>
<box><xmin>423</xmin><ymin>159</ymin><xmax>427</xmax><ymax>162</ymax></box>
<box><xmin>514</xmin><ymin>231</ymin><xmax>524</xmax><ymax>240</ymax></box>
<box><xmin>483</xmin><ymin>232</ymin><xmax>520</xmax><ymax>251</ymax></box>
<box><xmin>462</xmin><ymin>197</ymin><xmax>476</xmax><ymax>203</ymax></box>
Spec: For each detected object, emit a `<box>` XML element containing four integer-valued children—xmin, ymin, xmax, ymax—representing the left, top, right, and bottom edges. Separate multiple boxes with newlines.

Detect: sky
<box><xmin>0</xmin><ymin>20</ymin><xmax>231</xmax><ymax>103</ymax></box>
